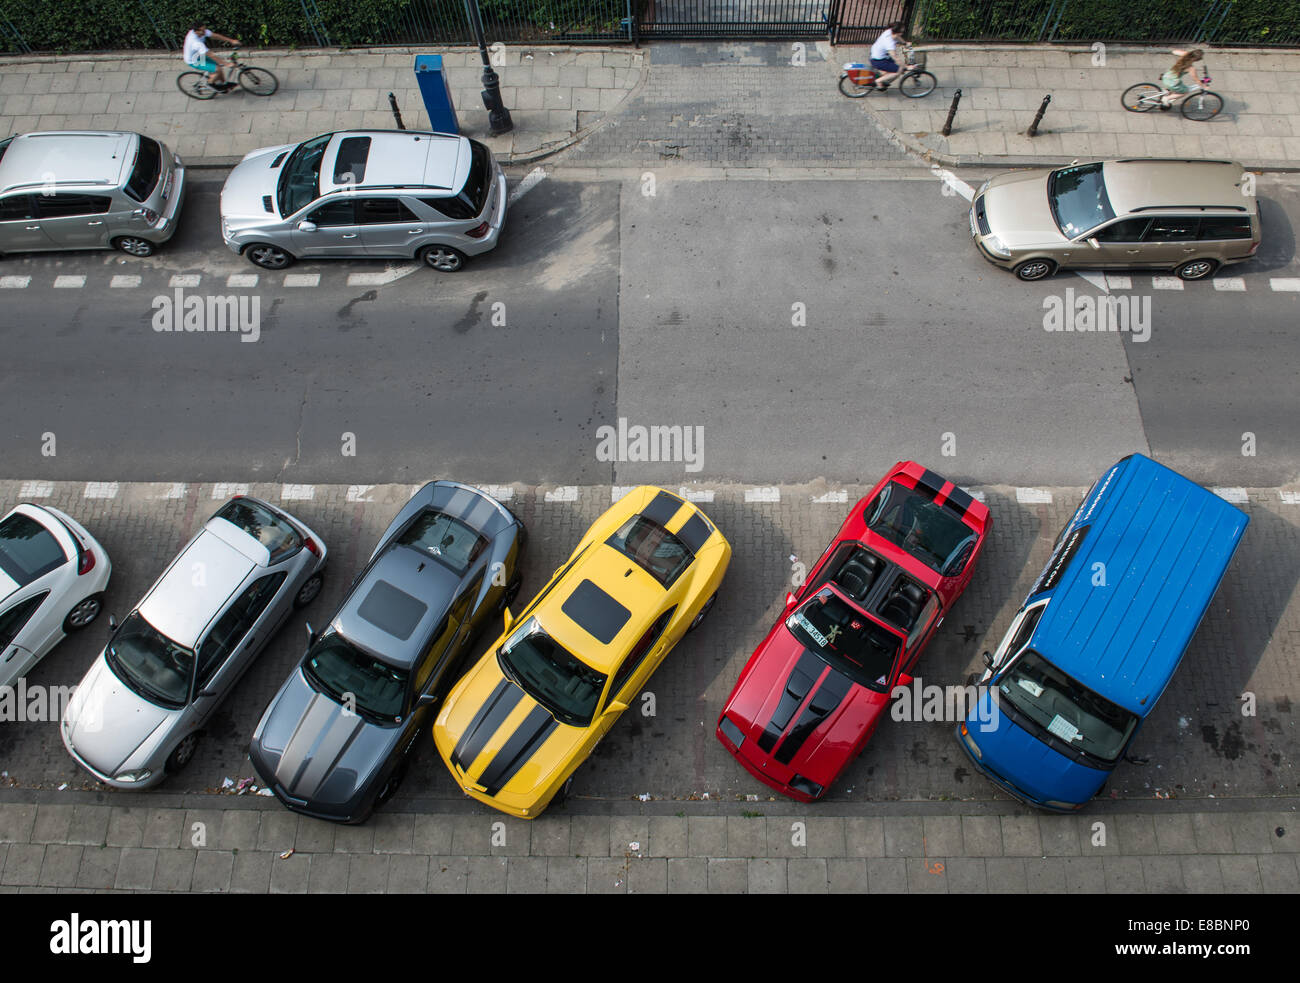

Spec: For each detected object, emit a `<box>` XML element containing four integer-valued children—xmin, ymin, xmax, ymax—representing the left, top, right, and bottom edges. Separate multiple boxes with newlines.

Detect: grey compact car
<box><xmin>0</xmin><ymin>131</ymin><xmax>185</xmax><ymax>257</ymax></box>
<box><xmin>970</xmin><ymin>158</ymin><xmax>1261</xmax><ymax>282</ymax></box>
<box><xmin>219</xmin><ymin>129</ymin><xmax>508</xmax><ymax>272</ymax></box>
<box><xmin>61</xmin><ymin>497</ymin><xmax>327</xmax><ymax>789</ymax></box>
<box><xmin>249</xmin><ymin>481</ymin><xmax>525</xmax><ymax>823</ymax></box>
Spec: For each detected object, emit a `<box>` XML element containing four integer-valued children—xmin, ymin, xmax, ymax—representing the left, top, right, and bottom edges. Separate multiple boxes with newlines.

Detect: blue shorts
<box><xmin>188</xmin><ymin>57</ymin><xmax>220</xmax><ymax>74</ymax></box>
<box><xmin>870</xmin><ymin>56</ymin><xmax>899</xmax><ymax>73</ymax></box>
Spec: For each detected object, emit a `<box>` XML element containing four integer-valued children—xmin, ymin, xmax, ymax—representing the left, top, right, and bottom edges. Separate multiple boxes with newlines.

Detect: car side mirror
<box><xmin>1087</xmin><ymin>237</ymin><xmax>1100</xmax><ymax>249</ymax></box>
<box><xmin>416</xmin><ymin>692</ymin><xmax>438</xmax><ymax>709</ymax></box>
<box><xmin>896</xmin><ymin>671</ymin><xmax>914</xmax><ymax>688</ymax></box>
<box><xmin>784</xmin><ymin>591</ymin><xmax>798</xmax><ymax>609</ymax></box>
<box><xmin>297</xmin><ymin>220</ymin><xmax>317</xmax><ymax>232</ymax></box>
<box><xmin>108</xmin><ymin>614</ymin><xmax>118</xmax><ymax>632</ymax></box>
<box><xmin>982</xmin><ymin>650</ymin><xmax>995</xmax><ymax>669</ymax></box>
<box><xmin>603</xmin><ymin>700</ymin><xmax>629</xmax><ymax>717</ymax></box>
<box><xmin>502</xmin><ymin>607</ymin><xmax>514</xmax><ymax>633</ymax></box>
<box><xmin>304</xmin><ymin>622</ymin><xmax>314</xmax><ymax>645</ymax></box>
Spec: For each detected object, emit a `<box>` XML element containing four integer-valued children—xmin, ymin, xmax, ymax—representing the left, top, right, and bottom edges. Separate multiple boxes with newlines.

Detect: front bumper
<box><xmin>717</xmin><ymin>725</ymin><xmax>823</xmax><ymax>804</ymax></box>
<box><xmin>953</xmin><ymin>724</ymin><xmax>1081</xmax><ymax>813</ymax></box>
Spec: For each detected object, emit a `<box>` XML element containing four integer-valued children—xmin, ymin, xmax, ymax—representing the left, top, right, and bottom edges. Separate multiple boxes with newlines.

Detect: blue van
<box><xmin>956</xmin><ymin>454</ymin><xmax>1248</xmax><ymax>811</ymax></box>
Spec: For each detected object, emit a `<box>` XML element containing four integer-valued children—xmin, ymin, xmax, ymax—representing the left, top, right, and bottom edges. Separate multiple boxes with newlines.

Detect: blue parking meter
<box><xmin>414</xmin><ymin>55</ymin><xmax>460</xmax><ymax>134</ymax></box>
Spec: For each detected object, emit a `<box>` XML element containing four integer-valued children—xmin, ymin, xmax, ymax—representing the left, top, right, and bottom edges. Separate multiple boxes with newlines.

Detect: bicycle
<box><xmin>839</xmin><ymin>47</ymin><xmax>937</xmax><ymax>99</ymax></box>
<box><xmin>177</xmin><ymin>51</ymin><xmax>279</xmax><ymax>100</ymax></box>
<box><xmin>1121</xmin><ymin>73</ymin><xmax>1222</xmax><ymax>121</ymax></box>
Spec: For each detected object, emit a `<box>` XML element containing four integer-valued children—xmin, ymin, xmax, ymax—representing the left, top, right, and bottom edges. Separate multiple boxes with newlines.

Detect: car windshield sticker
<box><xmin>1048</xmin><ymin>714</ymin><xmax>1081</xmax><ymax>742</ymax></box>
<box><xmin>1018</xmin><ymin>678</ymin><xmax>1044</xmax><ymax>698</ymax></box>
<box><xmin>791</xmin><ymin>612</ymin><xmax>828</xmax><ymax>649</ymax></box>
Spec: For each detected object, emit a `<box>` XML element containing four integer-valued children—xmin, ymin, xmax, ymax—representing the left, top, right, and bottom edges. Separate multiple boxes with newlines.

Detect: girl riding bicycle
<box><xmin>1159</xmin><ymin>48</ymin><xmax>1204</xmax><ymax>108</ymax></box>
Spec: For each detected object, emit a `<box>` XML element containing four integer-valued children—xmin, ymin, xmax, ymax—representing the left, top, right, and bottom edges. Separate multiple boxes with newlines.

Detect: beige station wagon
<box><xmin>970</xmin><ymin>158</ymin><xmax>1261</xmax><ymax>282</ymax></box>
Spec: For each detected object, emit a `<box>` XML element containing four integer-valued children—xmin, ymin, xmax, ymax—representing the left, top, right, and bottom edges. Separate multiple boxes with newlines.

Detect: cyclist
<box><xmin>182</xmin><ymin>23</ymin><xmax>241</xmax><ymax>92</ymax></box>
<box><xmin>1158</xmin><ymin>48</ymin><xmax>1204</xmax><ymax>109</ymax></box>
<box><xmin>869</xmin><ymin>20</ymin><xmax>913</xmax><ymax>90</ymax></box>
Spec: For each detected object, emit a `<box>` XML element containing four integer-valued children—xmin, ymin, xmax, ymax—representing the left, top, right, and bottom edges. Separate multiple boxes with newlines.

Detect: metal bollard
<box><xmin>942</xmin><ymin>88</ymin><xmax>962</xmax><ymax>137</ymax></box>
<box><xmin>388</xmin><ymin>92</ymin><xmax>406</xmax><ymax>130</ymax></box>
<box><xmin>1027</xmin><ymin>94</ymin><xmax>1051</xmax><ymax>137</ymax></box>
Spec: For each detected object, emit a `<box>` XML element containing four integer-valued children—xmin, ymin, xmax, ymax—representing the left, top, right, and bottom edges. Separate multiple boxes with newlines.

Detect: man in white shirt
<box><xmin>869</xmin><ymin>21</ymin><xmax>911</xmax><ymax>90</ymax></box>
<box><xmin>183</xmin><ymin>23</ymin><xmax>241</xmax><ymax>91</ymax></box>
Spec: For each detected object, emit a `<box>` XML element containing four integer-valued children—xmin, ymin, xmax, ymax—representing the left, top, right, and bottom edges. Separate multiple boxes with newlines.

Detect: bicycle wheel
<box><xmin>177</xmin><ymin>71</ymin><xmax>217</xmax><ymax>100</ymax></box>
<box><xmin>237</xmin><ymin>65</ymin><xmax>279</xmax><ymax>96</ymax></box>
<box><xmin>900</xmin><ymin>70</ymin><xmax>937</xmax><ymax>98</ymax></box>
<box><xmin>1181</xmin><ymin>90</ymin><xmax>1223</xmax><ymax>121</ymax></box>
<box><xmin>1121</xmin><ymin>82</ymin><xmax>1162</xmax><ymax>112</ymax></box>
<box><xmin>838</xmin><ymin>74</ymin><xmax>874</xmax><ymax>98</ymax></box>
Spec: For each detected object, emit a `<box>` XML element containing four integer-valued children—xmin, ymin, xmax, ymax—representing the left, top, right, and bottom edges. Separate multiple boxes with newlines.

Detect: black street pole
<box><xmin>463</xmin><ymin>0</ymin><xmax>513</xmax><ymax>135</ymax></box>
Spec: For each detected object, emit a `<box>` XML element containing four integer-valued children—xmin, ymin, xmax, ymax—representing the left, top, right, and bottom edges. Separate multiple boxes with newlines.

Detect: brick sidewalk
<box><xmin>847</xmin><ymin>43</ymin><xmax>1300</xmax><ymax>169</ymax></box>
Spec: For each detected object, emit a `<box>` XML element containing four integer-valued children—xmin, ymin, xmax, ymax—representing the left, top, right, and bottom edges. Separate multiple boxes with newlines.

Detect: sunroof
<box><xmin>357</xmin><ymin>579</ymin><xmax>427</xmax><ymax>641</ymax></box>
<box><xmin>333</xmin><ymin>136</ymin><xmax>371</xmax><ymax>185</ymax></box>
<box><xmin>561</xmin><ymin>579</ymin><xmax>632</xmax><ymax>644</ymax></box>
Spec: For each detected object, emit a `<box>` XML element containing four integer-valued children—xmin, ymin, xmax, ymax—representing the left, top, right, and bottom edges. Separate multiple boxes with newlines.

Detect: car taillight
<box><xmin>78</xmin><ymin>548</ymin><xmax>96</xmax><ymax>576</ymax></box>
<box><xmin>136</xmin><ymin>207</ymin><xmax>160</xmax><ymax>223</ymax></box>
<box><xmin>304</xmin><ymin>537</ymin><xmax>321</xmax><ymax>557</ymax></box>
<box><xmin>466</xmin><ymin>221</ymin><xmax>490</xmax><ymax>239</ymax></box>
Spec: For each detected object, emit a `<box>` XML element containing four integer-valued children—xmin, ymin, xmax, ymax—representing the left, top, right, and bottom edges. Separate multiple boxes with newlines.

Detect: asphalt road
<box><xmin>0</xmin><ymin>168</ymin><xmax>1297</xmax><ymax>487</ymax></box>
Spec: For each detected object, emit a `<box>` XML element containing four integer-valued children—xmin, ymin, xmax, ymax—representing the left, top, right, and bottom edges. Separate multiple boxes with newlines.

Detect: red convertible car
<box><xmin>716</xmin><ymin>462</ymin><xmax>991</xmax><ymax>801</ymax></box>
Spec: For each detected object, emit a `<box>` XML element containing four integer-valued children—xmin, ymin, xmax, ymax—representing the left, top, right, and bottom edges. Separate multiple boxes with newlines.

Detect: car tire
<box><xmin>294</xmin><ymin>571</ymin><xmax>324</xmax><ymax>608</ymax></box>
<box><xmin>112</xmin><ymin>235</ymin><xmax>155</xmax><ymax>257</ymax></box>
<box><xmin>62</xmin><ymin>593</ymin><xmax>105</xmax><ymax>633</ymax></box>
<box><xmin>552</xmin><ymin>775</ymin><xmax>575</xmax><ymax>807</ymax></box>
<box><xmin>376</xmin><ymin>757</ymin><xmax>409</xmax><ymax>807</ymax></box>
<box><xmin>1014</xmin><ymin>258</ymin><xmax>1056</xmax><ymax>282</ymax></box>
<box><xmin>244</xmin><ymin>243</ymin><xmax>294</xmax><ymax>270</ymax></box>
<box><xmin>687</xmin><ymin>592</ymin><xmax>718</xmax><ymax>633</ymax></box>
<box><xmin>1175</xmin><ymin>258</ymin><xmax>1218</xmax><ymax>281</ymax></box>
<box><xmin>419</xmin><ymin>245</ymin><xmax>466</xmax><ymax>272</ymax></box>
<box><xmin>503</xmin><ymin>575</ymin><xmax>522</xmax><ymax>608</ymax></box>
<box><xmin>164</xmin><ymin>733</ymin><xmax>200</xmax><ymax>774</ymax></box>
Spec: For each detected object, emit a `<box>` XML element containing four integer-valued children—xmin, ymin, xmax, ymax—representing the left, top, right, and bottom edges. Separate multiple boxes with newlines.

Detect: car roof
<box><xmin>1029</xmin><ymin>454</ymin><xmax>1248</xmax><ymax>715</ymax></box>
<box><xmin>138</xmin><ymin>529</ymin><xmax>257</xmax><ymax>647</ymax></box>
<box><xmin>319</xmin><ymin>130</ymin><xmax>465</xmax><ymax>194</ymax></box>
<box><xmin>1101</xmin><ymin>159</ymin><xmax>1251</xmax><ymax>216</ymax></box>
<box><xmin>334</xmin><ymin>544</ymin><xmax>461</xmax><ymax>667</ymax></box>
<box><xmin>0</xmin><ymin>131</ymin><xmax>136</xmax><ymax>195</ymax></box>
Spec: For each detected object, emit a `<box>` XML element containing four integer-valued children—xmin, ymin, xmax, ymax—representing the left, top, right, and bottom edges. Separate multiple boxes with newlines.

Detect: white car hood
<box><xmin>64</xmin><ymin>654</ymin><xmax>177</xmax><ymax>776</ymax></box>
<box><xmin>220</xmin><ymin>143</ymin><xmax>296</xmax><ymax>223</ymax></box>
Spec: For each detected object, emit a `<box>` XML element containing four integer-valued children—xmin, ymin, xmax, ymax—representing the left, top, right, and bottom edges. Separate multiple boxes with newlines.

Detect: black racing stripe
<box><xmin>477</xmin><ymin>704</ymin><xmax>559</xmax><ymax>796</ymax></box>
<box><xmin>773</xmin><ymin>670</ymin><xmax>854</xmax><ymax>765</ymax></box>
<box><xmin>675</xmin><ymin>512</ymin><xmax>712</xmax><ymax>553</ymax></box>
<box><xmin>757</xmin><ymin>651</ymin><xmax>823</xmax><ymax>754</ymax></box>
<box><xmin>916</xmin><ymin>468</ymin><xmax>946</xmax><ymax>500</ymax></box>
<box><xmin>942</xmin><ymin>484</ymin><xmax>973</xmax><ymax>518</ymax></box>
<box><xmin>452</xmin><ymin>679</ymin><xmax>523</xmax><ymax>771</ymax></box>
<box><xmin>641</xmin><ymin>490</ymin><xmax>682</xmax><ymax>527</ymax></box>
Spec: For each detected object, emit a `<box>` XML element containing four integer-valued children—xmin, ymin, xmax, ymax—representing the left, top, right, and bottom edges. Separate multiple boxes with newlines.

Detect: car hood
<box><xmin>725</xmin><ymin>628</ymin><xmax>885</xmax><ymax>788</ymax></box>
<box><xmin>63</xmin><ymin>654</ymin><xmax>177</xmax><ymax>776</ymax></box>
<box><xmin>220</xmin><ymin>143</ymin><xmax>295</xmax><ymax>223</ymax></box>
<box><xmin>981</xmin><ymin>169</ymin><xmax>1070</xmax><ymax>249</ymax></box>
<box><xmin>251</xmin><ymin>670</ymin><xmax>398</xmax><ymax>806</ymax></box>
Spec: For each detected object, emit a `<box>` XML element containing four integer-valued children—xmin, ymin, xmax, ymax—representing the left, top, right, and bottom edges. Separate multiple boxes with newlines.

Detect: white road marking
<box><xmin>545</xmin><ymin>486</ymin><xmax>578</xmax><ymax>502</ymax></box>
<box><xmin>969</xmin><ymin>490</ymin><xmax>987</xmax><ymax>504</ymax></box>
<box><xmin>744</xmin><ymin>487</ymin><xmax>781</xmax><ymax>503</ymax></box>
<box><xmin>509</xmin><ymin>167</ymin><xmax>547</xmax><ymax>205</ymax></box>
<box><xmin>1075</xmin><ymin>271</ymin><xmax>1109</xmax><ymax>292</ymax></box>
<box><xmin>227</xmin><ymin>273</ymin><xmax>259</xmax><ymax>288</ymax></box>
<box><xmin>1015</xmin><ymin>487</ymin><xmax>1053</xmax><ymax>504</ymax></box>
<box><xmin>477</xmin><ymin>484</ymin><xmax>515</xmax><ymax>502</ymax></box>
<box><xmin>1104</xmin><ymin>275</ymin><xmax>1131</xmax><ymax>291</ymax></box>
<box><xmin>1270</xmin><ymin>277</ymin><xmax>1300</xmax><ymax>291</ymax></box>
<box><xmin>211</xmin><ymin>482</ymin><xmax>248</xmax><ymax>499</ymax></box>
<box><xmin>158</xmin><ymin>482</ymin><xmax>187</xmax><ymax>499</ymax></box>
<box><xmin>346</xmin><ymin>484</ymin><xmax>375</xmax><ymax>503</ymax></box>
<box><xmin>1280</xmin><ymin>491</ymin><xmax>1300</xmax><ymax>505</ymax></box>
<box><xmin>680</xmin><ymin>487</ymin><xmax>715</xmax><ymax>503</ymax></box>
<box><xmin>281</xmin><ymin>484</ymin><xmax>315</xmax><ymax>501</ymax></box>
<box><xmin>346</xmin><ymin>265</ymin><xmax>419</xmax><ymax>287</ymax></box>
<box><xmin>1152</xmin><ymin>276</ymin><xmax>1184</xmax><ymax>290</ymax></box>
<box><xmin>611</xmin><ymin>485</ymin><xmax>636</xmax><ymax>502</ymax></box>
<box><xmin>83</xmin><ymin>482</ymin><xmax>119</xmax><ymax>499</ymax></box>
<box><xmin>19</xmin><ymin>481</ymin><xmax>53</xmax><ymax>498</ymax></box>
<box><xmin>929</xmin><ymin>165</ymin><xmax>974</xmax><ymax>201</ymax></box>
<box><xmin>169</xmin><ymin>274</ymin><xmax>201</xmax><ymax>288</ymax></box>
<box><xmin>811</xmin><ymin>490</ymin><xmax>848</xmax><ymax>504</ymax></box>
<box><xmin>110</xmin><ymin>274</ymin><xmax>142</xmax><ymax>288</ymax></box>
<box><xmin>54</xmin><ymin>275</ymin><xmax>86</xmax><ymax>288</ymax></box>
<box><xmin>1211</xmin><ymin>487</ymin><xmax>1249</xmax><ymax>505</ymax></box>
<box><xmin>0</xmin><ymin>276</ymin><xmax>30</xmax><ymax>288</ymax></box>
<box><xmin>283</xmin><ymin>273</ymin><xmax>320</xmax><ymax>287</ymax></box>
<box><xmin>1213</xmin><ymin>277</ymin><xmax>1246</xmax><ymax>292</ymax></box>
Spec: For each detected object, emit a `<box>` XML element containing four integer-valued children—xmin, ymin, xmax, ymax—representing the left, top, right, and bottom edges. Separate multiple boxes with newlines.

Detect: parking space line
<box><xmin>1212</xmin><ymin>487</ymin><xmax>1249</xmax><ymax>505</ymax></box>
<box><xmin>211</xmin><ymin>482</ymin><xmax>248</xmax><ymax>499</ymax></box>
<box><xmin>509</xmin><ymin>167</ymin><xmax>548</xmax><ymax>205</ymax></box>
<box><xmin>1</xmin><ymin>276</ymin><xmax>31</xmax><ymax>289</ymax></box>
<box><xmin>611</xmin><ymin>485</ymin><xmax>636</xmax><ymax>502</ymax></box>
<box><xmin>226</xmin><ymin>273</ymin><xmax>259</xmax><ymax>288</ymax></box>
<box><xmin>477</xmin><ymin>484</ymin><xmax>515</xmax><ymax>502</ymax></box>
<box><xmin>54</xmin><ymin>275</ymin><xmax>86</xmax><ymax>288</ymax></box>
<box><xmin>83</xmin><ymin>482</ymin><xmax>119</xmax><ymax>499</ymax></box>
<box><xmin>969</xmin><ymin>490</ymin><xmax>987</xmax><ymax>504</ymax></box>
<box><xmin>545</xmin><ymin>486</ymin><xmax>578</xmax><ymax>502</ymax></box>
<box><xmin>1104</xmin><ymin>275</ymin><xmax>1132</xmax><ymax>291</ymax></box>
<box><xmin>346</xmin><ymin>484</ymin><xmax>375</xmax><ymax>503</ymax></box>
<box><xmin>157</xmin><ymin>482</ymin><xmax>187</xmax><ymax>500</ymax></box>
<box><xmin>346</xmin><ymin>265</ymin><xmax>419</xmax><ymax>287</ymax></box>
<box><xmin>1151</xmin><ymin>277</ymin><xmax>1184</xmax><ymax>290</ymax></box>
<box><xmin>1270</xmin><ymin>278</ymin><xmax>1300</xmax><ymax>291</ymax></box>
<box><xmin>1213</xmin><ymin>277</ymin><xmax>1246</xmax><ymax>292</ymax></box>
<box><xmin>110</xmin><ymin>274</ymin><xmax>142</xmax><ymax>288</ymax></box>
<box><xmin>168</xmin><ymin>274</ymin><xmax>201</xmax><ymax>288</ymax></box>
<box><xmin>1280</xmin><ymin>491</ymin><xmax>1300</xmax><ymax>505</ymax></box>
<box><xmin>680</xmin><ymin>487</ymin><xmax>715</xmax><ymax>503</ymax></box>
<box><xmin>744</xmin><ymin>487</ymin><xmax>781</xmax><ymax>503</ymax></box>
<box><xmin>811</xmin><ymin>490</ymin><xmax>848</xmax><ymax>504</ymax></box>
<box><xmin>281</xmin><ymin>484</ymin><xmax>315</xmax><ymax>501</ymax></box>
<box><xmin>1015</xmin><ymin>487</ymin><xmax>1053</xmax><ymax>504</ymax></box>
<box><xmin>283</xmin><ymin>273</ymin><xmax>320</xmax><ymax>287</ymax></box>
<box><xmin>19</xmin><ymin>480</ymin><xmax>53</xmax><ymax>498</ymax></box>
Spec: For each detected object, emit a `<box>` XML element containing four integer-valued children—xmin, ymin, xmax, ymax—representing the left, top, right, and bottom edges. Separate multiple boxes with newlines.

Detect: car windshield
<box><xmin>277</xmin><ymin>133</ymin><xmax>332</xmax><ymax>217</ymax></box>
<box><xmin>498</xmin><ymin>616</ymin><xmax>606</xmax><ymax>727</ymax></box>
<box><xmin>863</xmin><ymin>482</ymin><xmax>976</xmax><ymax>574</ymax></box>
<box><xmin>302</xmin><ymin>628</ymin><xmax>408</xmax><ymax>723</ymax></box>
<box><xmin>397</xmin><ymin>509</ymin><xmax>487</xmax><ymax>574</ymax></box>
<box><xmin>786</xmin><ymin>587</ymin><xmax>900</xmax><ymax>692</ymax></box>
<box><xmin>213</xmin><ymin>498</ymin><xmax>302</xmax><ymax>562</ymax></box>
<box><xmin>0</xmin><ymin>512</ymin><xmax>65</xmax><ymax>586</ymax></box>
<box><xmin>106</xmin><ymin>611</ymin><xmax>194</xmax><ymax>709</ymax></box>
<box><xmin>1048</xmin><ymin>162</ymin><xmax>1116</xmax><ymax>238</ymax></box>
<box><xmin>998</xmin><ymin>649</ymin><xmax>1138</xmax><ymax>763</ymax></box>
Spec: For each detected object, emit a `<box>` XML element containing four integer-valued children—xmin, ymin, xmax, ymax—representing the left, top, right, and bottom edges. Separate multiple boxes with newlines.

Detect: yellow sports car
<box><xmin>433</xmin><ymin>486</ymin><xmax>731</xmax><ymax>818</ymax></box>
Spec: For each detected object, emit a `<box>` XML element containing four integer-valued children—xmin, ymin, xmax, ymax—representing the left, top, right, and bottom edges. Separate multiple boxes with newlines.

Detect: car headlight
<box><xmin>221</xmin><ymin>217</ymin><xmax>231</xmax><ymax>238</ymax></box>
<box><xmin>113</xmin><ymin>769</ymin><xmax>153</xmax><ymax>784</ymax></box>
<box><xmin>983</xmin><ymin>234</ymin><xmax>1012</xmax><ymax>258</ymax></box>
<box><xmin>788</xmin><ymin>775</ymin><xmax>823</xmax><ymax>798</ymax></box>
<box><xmin>718</xmin><ymin>715</ymin><xmax>745</xmax><ymax>749</ymax></box>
